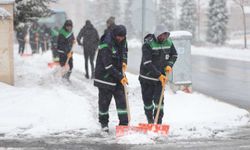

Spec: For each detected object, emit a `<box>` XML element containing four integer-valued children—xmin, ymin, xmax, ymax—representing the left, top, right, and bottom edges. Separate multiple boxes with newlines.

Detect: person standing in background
<box><xmin>77</xmin><ymin>20</ymin><xmax>99</xmax><ymax>79</ymax></box>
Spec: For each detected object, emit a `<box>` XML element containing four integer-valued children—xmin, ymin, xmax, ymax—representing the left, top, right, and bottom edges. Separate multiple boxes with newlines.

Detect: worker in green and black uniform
<box><xmin>94</xmin><ymin>25</ymin><xmax>128</xmax><ymax>132</ymax></box>
<box><xmin>57</xmin><ymin>20</ymin><xmax>75</xmax><ymax>80</ymax></box>
<box><xmin>139</xmin><ymin>25</ymin><xmax>178</xmax><ymax>124</ymax></box>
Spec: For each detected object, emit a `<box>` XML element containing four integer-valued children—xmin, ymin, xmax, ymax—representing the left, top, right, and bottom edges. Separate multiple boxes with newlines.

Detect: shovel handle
<box><xmin>124</xmin><ymin>81</ymin><xmax>131</xmax><ymax>125</ymax></box>
<box><xmin>154</xmin><ymin>85</ymin><xmax>165</xmax><ymax>124</ymax></box>
<box><xmin>154</xmin><ymin>73</ymin><xmax>169</xmax><ymax>124</ymax></box>
<box><xmin>123</xmin><ymin>72</ymin><xmax>131</xmax><ymax>125</ymax></box>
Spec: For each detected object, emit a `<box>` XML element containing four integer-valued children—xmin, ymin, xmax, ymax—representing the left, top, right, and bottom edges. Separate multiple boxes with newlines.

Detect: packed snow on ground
<box><xmin>0</xmin><ymin>45</ymin><xmax>249</xmax><ymax>145</ymax></box>
<box><xmin>192</xmin><ymin>46</ymin><xmax>250</xmax><ymax>62</ymax></box>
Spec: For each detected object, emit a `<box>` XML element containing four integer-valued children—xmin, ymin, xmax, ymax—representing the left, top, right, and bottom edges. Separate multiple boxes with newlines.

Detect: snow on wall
<box><xmin>0</xmin><ymin>7</ymin><xmax>11</xmax><ymax>19</ymax></box>
<box><xmin>0</xmin><ymin>0</ymin><xmax>15</xmax><ymax>4</ymax></box>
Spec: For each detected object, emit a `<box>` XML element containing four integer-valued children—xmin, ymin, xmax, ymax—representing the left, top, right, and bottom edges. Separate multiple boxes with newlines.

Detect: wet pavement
<box><xmin>192</xmin><ymin>55</ymin><xmax>250</xmax><ymax>110</ymax></box>
<box><xmin>0</xmin><ymin>125</ymin><xmax>250</xmax><ymax>150</ymax></box>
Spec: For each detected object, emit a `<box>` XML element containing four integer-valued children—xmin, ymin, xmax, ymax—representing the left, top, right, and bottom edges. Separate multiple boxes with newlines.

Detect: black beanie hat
<box><xmin>64</xmin><ymin>19</ymin><xmax>73</xmax><ymax>27</ymax></box>
<box><xmin>112</xmin><ymin>25</ymin><xmax>127</xmax><ymax>37</ymax></box>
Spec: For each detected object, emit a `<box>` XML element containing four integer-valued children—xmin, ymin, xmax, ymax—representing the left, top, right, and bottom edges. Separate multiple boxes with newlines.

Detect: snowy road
<box><xmin>1</xmin><ymin>125</ymin><xmax>250</xmax><ymax>150</ymax></box>
<box><xmin>192</xmin><ymin>55</ymin><xmax>250</xmax><ymax>110</ymax></box>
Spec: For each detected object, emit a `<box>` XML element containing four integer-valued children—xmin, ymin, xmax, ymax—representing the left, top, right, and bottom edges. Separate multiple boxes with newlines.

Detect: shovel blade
<box><xmin>116</xmin><ymin>125</ymin><xmax>147</xmax><ymax>137</ymax></box>
<box><xmin>48</xmin><ymin>62</ymin><xmax>59</xmax><ymax>68</ymax></box>
<box><xmin>138</xmin><ymin>123</ymin><xmax>170</xmax><ymax>135</ymax></box>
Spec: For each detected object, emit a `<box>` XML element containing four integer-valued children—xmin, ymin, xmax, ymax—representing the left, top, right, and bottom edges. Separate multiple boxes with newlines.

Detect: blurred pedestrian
<box><xmin>57</xmin><ymin>20</ymin><xmax>75</xmax><ymax>81</ymax></box>
<box><xmin>77</xmin><ymin>20</ymin><xmax>99</xmax><ymax>79</ymax></box>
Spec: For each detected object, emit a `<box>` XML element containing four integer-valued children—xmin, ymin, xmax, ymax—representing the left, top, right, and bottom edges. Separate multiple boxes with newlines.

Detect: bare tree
<box><xmin>233</xmin><ymin>0</ymin><xmax>249</xmax><ymax>48</ymax></box>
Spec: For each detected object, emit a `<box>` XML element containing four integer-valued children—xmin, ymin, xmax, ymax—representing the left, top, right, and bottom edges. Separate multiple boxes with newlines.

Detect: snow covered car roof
<box><xmin>0</xmin><ymin>7</ymin><xmax>11</xmax><ymax>20</ymax></box>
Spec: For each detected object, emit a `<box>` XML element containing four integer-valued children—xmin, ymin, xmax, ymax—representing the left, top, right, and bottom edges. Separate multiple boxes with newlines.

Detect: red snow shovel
<box><xmin>115</xmin><ymin>84</ymin><xmax>169</xmax><ymax>137</ymax></box>
<box><xmin>54</xmin><ymin>42</ymin><xmax>75</xmax><ymax>77</ymax></box>
<box><xmin>116</xmin><ymin>77</ymin><xmax>147</xmax><ymax>137</ymax></box>
<box><xmin>58</xmin><ymin>51</ymin><xmax>72</xmax><ymax>77</ymax></box>
<box><xmin>138</xmin><ymin>75</ymin><xmax>170</xmax><ymax>136</ymax></box>
<box><xmin>48</xmin><ymin>61</ymin><xmax>60</xmax><ymax>68</ymax></box>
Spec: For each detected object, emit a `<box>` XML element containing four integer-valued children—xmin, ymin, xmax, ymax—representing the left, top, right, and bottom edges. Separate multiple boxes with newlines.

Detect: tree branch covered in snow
<box><xmin>158</xmin><ymin>0</ymin><xmax>175</xmax><ymax>31</ymax></box>
<box><xmin>206</xmin><ymin>0</ymin><xmax>228</xmax><ymax>45</ymax></box>
<box><xmin>179</xmin><ymin>0</ymin><xmax>197</xmax><ymax>41</ymax></box>
<box><xmin>14</xmin><ymin>0</ymin><xmax>55</xmax><ymax>29</ymax></box>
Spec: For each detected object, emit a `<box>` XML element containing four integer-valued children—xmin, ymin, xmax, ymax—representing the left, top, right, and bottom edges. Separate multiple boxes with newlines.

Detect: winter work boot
<box><xmin>63</xmin><ymin>71</ymin><xmax>72</xmax><ymax>81</ymax></box>
<box><xmin>145</xmin><ymin>111</ymin><xmax>154</xmax><ymax>124</ymax></box>
<box><xmin>147</xmin><ymin>117</ymin><xmax>154</xmax><ymax>124</ymax></box>
<box><xmin>101</xmin><ymin>124</ymin><xmax>109</xmax><ymax>133</ymax></box>
<box><xmin>157</xmin><ymin>118</ymin><xmax>162</xmax><ymax>124</ymax></box>
<box><xmin>85</xmin><ymin>74</ymin><xmax>89</xmax><ymax>79</ymax></box>
<box><xmin>91</xmin><ymin>71</ymin><xmax>95</xmax><ymax>79</ymax></box>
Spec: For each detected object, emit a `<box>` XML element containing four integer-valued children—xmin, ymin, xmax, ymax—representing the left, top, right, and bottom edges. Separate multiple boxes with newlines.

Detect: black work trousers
<box><xmin>140</xmin><ymin>82</ymin><xmax>164</xmax><ymax>124</ymax></box>
<box><xmin>98</xmin><ymin>86</ymin><xmax>128</xmax><ymax>127</ymax></box>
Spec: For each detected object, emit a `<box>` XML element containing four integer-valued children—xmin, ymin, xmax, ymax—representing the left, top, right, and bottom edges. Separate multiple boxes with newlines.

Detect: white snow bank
<box><xmin>0</xmin><ymin>82</ymin><xmax>98</xmax><ymax>136</ymax></box>
<box><xmin>192</xmin><ymin>46</ymin><xmax>250</xmax><ymax>62</ymax></box>
<box><xmin>0</xmin><ymin>45</ymin><xmax>249</xmax><ymax>144</ymax></box>
<box><xmin>0</xmin><ymin>48</ymin><xmax>99</xmax><ymax>138</ymax></box>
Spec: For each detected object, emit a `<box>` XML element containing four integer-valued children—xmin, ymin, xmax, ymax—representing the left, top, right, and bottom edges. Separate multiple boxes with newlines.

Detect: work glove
<box><xmin>67</xmin><ymin>51</ymin><xmax>73</xmax><ymax>58</ymax></box>
<box><xmin>120</xmin><ymin>76</ymin><xmax>128</xmax><ymax>86</ymax></box>
<box><xmin>158</xmin><ymin>74</ymin><xmax>167</xmax><ymax>87</ymax></box>
<box><xmin>122</xmin><ymin>62</ymin><xmax>127</xmax><ymax>73</ymax></box>
<box><xmin>165</xmin><ymin>66</ymin><xmax>172</xmax><ymax>74</ymax></box>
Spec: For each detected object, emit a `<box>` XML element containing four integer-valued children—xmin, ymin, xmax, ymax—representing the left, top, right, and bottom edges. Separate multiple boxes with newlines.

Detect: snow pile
<box><xmin>117</xmin><ymin>133</ymin><xmax>155</xmax><ymax>144</ymax></box>
<box><xmin>192</xmin><ymin>46</ymin><xmax>250</xmax><ymax>62</ymax></box>
<box><xmin>166</xmin><ymin>91</ymin><xmax>250</xmax><ymax>139</ymax></box>
<box><xmin>0</xmin><ymin>50</ymin><xmax>99</xmax><ymax>137</ymax></box>
<box><xmin>0</xmin><ymin>45</ymin><xmax>249</xmax><ymax>144</ymax></box>
<box><xmin>0</xmin><ymin>83</ymin><xmax>98</xmax><ymax>136</ymax></box>
<box><xmin>0</xmin><ymin>7</ymin><xmax>11</xmax><ymax>19</ymax></box>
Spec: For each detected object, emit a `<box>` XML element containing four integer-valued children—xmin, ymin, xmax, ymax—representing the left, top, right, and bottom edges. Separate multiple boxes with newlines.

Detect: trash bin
<box><xmin>169</xmin><ymin>31</ymin><xmax>192</xmax><ymax>93</ymax></box>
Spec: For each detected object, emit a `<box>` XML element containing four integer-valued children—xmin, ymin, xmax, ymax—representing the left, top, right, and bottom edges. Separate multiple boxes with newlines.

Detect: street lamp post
<box><xmin>142</xmin><ymin>0</ymin><xmax>146</xmax><ymax>42</ymax></box>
